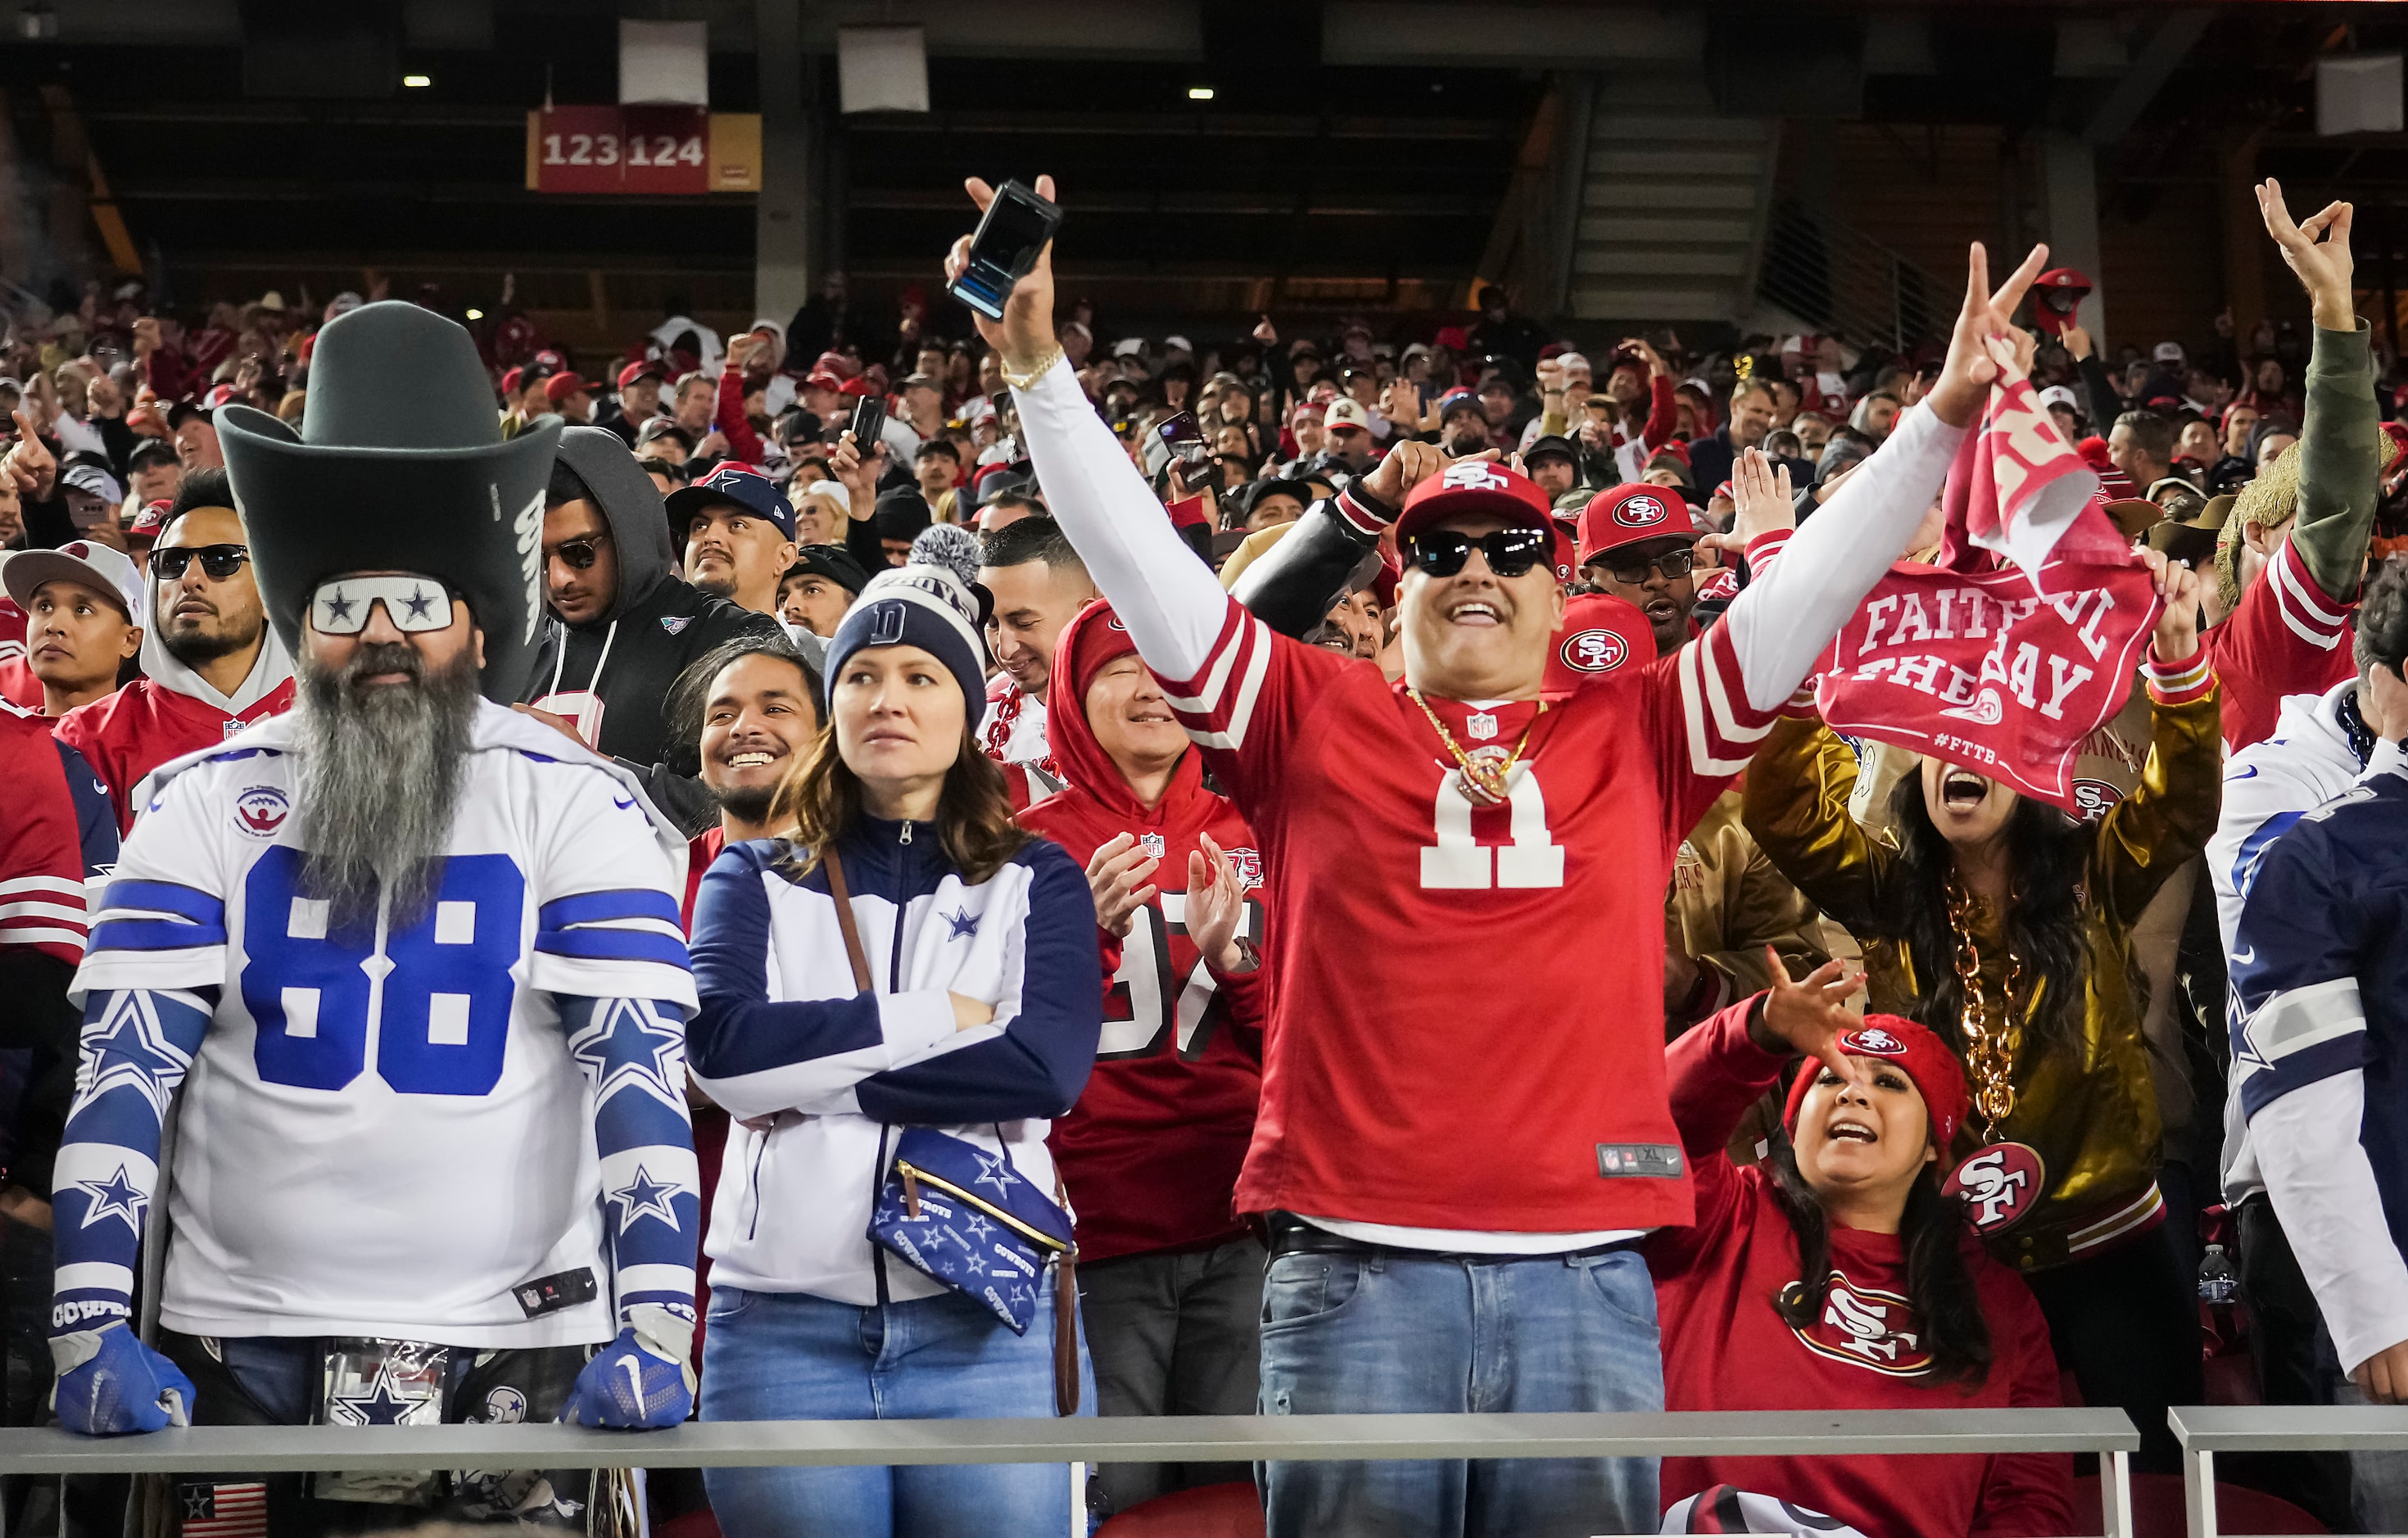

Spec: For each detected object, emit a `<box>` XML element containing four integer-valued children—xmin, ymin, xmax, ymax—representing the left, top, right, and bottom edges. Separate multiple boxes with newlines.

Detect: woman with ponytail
<box><xmin>1649</xmin><ymin>960</ymin><xmax>2073</xmax><ymax>1538</ymax></box>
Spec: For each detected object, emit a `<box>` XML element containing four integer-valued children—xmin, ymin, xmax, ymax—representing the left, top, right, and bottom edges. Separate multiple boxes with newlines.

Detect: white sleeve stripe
<box><xmin>54</xmin><ymin>1262</ymin><xmax>134</xmax><ymax>1294</ymax></box>
<box><xmin>1158</xmin><ymin>613</ymin><xmax>1256</xmax><ymax>716</ymax></box>
<box><xmin>1213</xmin><ymin>630</ymin><xmax>1273</xmax><ymax>752</ymax></box>
<box><xmin>53</xmin><ymin>1143</ymin><xmax>157</xmax><ymax>1188</ymax></box>
<box><xmin>2271</xmin><ymin>554</ymin><xmax>2347</xmax><ymax>650</ymax></box>
<box><xmin>2274</xmin><ymin>541</ymin><xmax>2348</xmax><ymax>626</ymax></box>
<box><xmin>2</xmin><ymin>928</ymin><xmax>88</xmax><ymax>950</ymax></box>
<box><xmin>1679</xmin><ymin>641</ymin><xmax>1754</xmax><ymax>776</ymax></box>
<box><xmin>0</xmin><ymin>901</ymin><xmax>88</xmax><ymax>925</ymax></box>
<box><xmin>0</xmin><ymin>876</ymin><xmax>84</xmax><ymax>900</ymax></box>
<box><xmin>2248</xmin><ymin>976</ymin><xmax>2365</xmax><ymax>1061</ymax></box>
<box><xmin>614</xmin><ymin>1263</ymin><xmax>696</xmax><ymax>1296</ymax></box>
<box><xmin>1699</xmin><ymin>628</ymin><xmax>1776</xmax><ymax>749</ymax></box>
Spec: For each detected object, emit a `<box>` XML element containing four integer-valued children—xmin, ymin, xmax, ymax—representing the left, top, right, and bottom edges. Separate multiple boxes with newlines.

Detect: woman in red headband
<box><xmin>1649</xmin><ymin>957</ymin><xmax>2074</xmax><ymax>1537</ymax></box>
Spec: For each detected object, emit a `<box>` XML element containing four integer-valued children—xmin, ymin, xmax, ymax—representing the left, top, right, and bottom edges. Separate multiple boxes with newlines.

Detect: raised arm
<box><xmin>2257</xmin><ymin>179</ymin><xmax>2382</xmax><ymax>604</ymax></box>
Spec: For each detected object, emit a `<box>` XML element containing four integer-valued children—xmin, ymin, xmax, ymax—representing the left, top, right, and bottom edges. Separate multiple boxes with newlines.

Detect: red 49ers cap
<box><xmin>1543</xmin><ymin>591</ymin><xmax>1656</xmax><ymax>698</ymax></box>
<box><xmin>1395</xmin><ymin>458</ymin><xmax>1564</xmax><ymax>564</ymax></box>
<box><xmin>1576</xmin><ymin>484</ymin><xmax>1689</xmax><ymax>568</ymax></box>
<box><xmin>2029</xmin><ymin>266</ymin><xmax>2093</xmax><ymax>337</ymax></box>
<box><xmin>1781</xmin><ymin>1013</ymin><xmax>1969</xmax><ymax>1151</ymax></box>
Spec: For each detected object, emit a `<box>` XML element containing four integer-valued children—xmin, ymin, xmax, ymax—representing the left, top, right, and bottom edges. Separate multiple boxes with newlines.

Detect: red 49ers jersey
<box><xmin>1163</xmin><ymin>594</ymin><xmax>1775</xmax><ymax>1233</ymax></box>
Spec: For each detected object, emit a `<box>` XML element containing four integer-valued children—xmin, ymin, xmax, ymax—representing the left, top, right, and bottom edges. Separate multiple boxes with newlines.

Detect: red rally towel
<box><xmin>1813</xmin><ymin>376</ymin><xmax>2162</xmax><ymax>815</ymax></box>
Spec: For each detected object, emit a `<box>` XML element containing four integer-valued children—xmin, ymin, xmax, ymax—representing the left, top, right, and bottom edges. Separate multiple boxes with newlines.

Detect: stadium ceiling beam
<box><xmin>2082</xmin><ymin>8</ymin><xmax>2214</xmax><ymax>147</ymax></box>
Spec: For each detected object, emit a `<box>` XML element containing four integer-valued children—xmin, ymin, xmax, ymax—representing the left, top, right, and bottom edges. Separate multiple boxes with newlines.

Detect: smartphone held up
<box><xmin>947</xmin><ymin>179</ymin><xmax>1062</xmax><ymax>320</ymax></box>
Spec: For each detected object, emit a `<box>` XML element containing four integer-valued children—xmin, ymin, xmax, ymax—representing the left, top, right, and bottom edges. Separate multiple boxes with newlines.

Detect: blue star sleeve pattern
<box><xmin>49</xmin><ymin>986</ymin><xmax>214</xmax><ymax>1339</ymax></box>
<box><xmin>559</xmin><ymin>995</ymin><xmax>700</xmax><ymax>1326</ymax></box>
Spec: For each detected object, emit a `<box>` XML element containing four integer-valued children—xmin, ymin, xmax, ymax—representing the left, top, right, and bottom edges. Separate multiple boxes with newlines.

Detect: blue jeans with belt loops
<box><xmin>699</xmin><ymin>1276</ymin><xmax>1094</xmax><ymax>1538</ymax></box>
<box><xmin>1257</xmin><ymin>1245</ymin><xmax>1663</xmax><ymax>1538</ymax></box>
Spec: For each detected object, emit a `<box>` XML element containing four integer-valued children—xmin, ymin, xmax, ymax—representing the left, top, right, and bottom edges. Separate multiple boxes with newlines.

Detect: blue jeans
<box><xmin>700</xmin><ymin>1278</ymin><xmax>1093</xmax><ymax>1538</ymax></box>
<box><xmin>1258</xmin><ymin>1244</ymin><xmax>1662</xmax><ymax>1538</ymax></box>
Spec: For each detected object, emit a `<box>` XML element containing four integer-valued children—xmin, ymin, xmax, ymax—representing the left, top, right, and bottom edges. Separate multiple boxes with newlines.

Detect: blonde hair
<box><xmin>2216</xmin><ymin>446</ymin><xmax>2303</xmax><ymax>611</ymax></box>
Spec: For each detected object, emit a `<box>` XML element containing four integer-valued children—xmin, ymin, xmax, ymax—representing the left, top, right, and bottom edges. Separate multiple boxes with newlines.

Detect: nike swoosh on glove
<box><xmin>51</xmin><ymin>1324</ymin><xmax>196</xmax><ymax>1435</ymax></box>
<box><xmin>559</xmin><ymin>1307</ymin><xmax>695</xmax><ymax>1430</ymax></box>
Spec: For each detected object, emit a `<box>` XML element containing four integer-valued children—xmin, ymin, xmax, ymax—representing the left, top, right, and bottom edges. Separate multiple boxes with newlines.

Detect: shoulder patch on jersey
<box><xmin>660</xmin><ymin>616</ymin><xmax>691</xmax><ymax>635</ymax></box>
<box><xmin>232</xmin><ymin>785</ymin><xmax>291</xmax><ymax>839</ymax></box>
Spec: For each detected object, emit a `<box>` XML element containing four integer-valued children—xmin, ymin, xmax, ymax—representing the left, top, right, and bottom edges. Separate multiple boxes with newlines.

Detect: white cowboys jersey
<box><xmin>70</xmin><ymin>700</ymin><xmax>696</xmax><ymax>1346</ymax></box>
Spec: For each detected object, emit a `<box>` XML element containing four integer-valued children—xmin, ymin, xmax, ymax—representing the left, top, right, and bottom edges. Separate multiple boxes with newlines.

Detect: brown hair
<box><xmin>768</xmin><ymin>720</ymin><xmax>1029</xmax><ymax>884</ymax></box>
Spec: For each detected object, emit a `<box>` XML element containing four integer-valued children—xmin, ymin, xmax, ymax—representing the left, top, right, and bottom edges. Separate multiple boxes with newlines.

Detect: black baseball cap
<box><xmin>788</xmin><ymin>544</ymin><xmax>871</xmax><ymax>596</ymax></box>
<box><xmin>127</xmin><ymin>436</ymin><xmax>180</xmax><ymax>471</ymax></box>
<box><xmin>1523</xmin><ymin>434</ymin><xmax>1578</xmax><ymax>468</ymax></box>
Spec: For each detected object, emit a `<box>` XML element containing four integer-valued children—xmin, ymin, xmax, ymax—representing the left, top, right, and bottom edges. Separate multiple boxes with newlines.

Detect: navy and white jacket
<box><xmin>2230</xmin><ymin>740</ymin><xmax>2408</xmax><ymax>1375</ymax></box>
<box><xmin>686</xmin><ymin>819</ymin><xmax>1100</xmax><ymax>1305</ymax></box>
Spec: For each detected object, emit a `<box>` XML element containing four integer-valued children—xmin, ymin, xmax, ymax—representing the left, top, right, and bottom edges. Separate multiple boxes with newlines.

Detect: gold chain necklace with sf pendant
<box><xmin>1409</xmin><ymin>690</ymin><xmax>1546</xmax><ymax>808</ymax></box>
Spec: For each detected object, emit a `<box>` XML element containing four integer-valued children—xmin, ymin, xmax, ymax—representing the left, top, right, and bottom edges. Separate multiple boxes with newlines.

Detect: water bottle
<box><xmin>2198</xmin><ymin>1242</ymin><xmax>2238</xmax><ymax>1304</ymax></box>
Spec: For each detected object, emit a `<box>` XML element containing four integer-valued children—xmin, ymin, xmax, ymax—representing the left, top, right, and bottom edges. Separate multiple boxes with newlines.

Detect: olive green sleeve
<box><xmin>2291</xmin><ymin>319</ymin><xmax>2380</xmax><ymax>603</ymax></box>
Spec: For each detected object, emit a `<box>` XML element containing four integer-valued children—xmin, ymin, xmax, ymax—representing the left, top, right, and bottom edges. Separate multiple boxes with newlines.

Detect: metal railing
<box><xmin>1754</xmin><ymin>197</ymin><xmax>1951</xmax><ymax>354</ymax></box>
<box><xmin>2170</xmin><ymin>1403</ymin><xmax>2408</xmax><ymax>1538</ymax></box>
<box><xmin>0</xmin><ymin>1409</ymin><xmax>2143</xmax><ymax>1535</ymax></box>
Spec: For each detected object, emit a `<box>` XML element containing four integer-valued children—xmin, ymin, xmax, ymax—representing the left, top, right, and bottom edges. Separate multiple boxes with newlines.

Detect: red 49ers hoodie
<box><xmin>1650</xmin><ymin>1002</ymin><xmax>2073</xmax><ymax>1538</ymax></box>
<box><xmin>1019</xmin><ymin>599</ymin><xmax>1268</xmax><ymax>1264</ymax></box>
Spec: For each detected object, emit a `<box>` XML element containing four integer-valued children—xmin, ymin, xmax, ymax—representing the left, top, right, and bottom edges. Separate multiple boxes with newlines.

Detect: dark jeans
<box><xmin>2233</xmin><ymin>1195</ymin><xmax>2351</xmax><ymax>1529</ymax></box>
<box><xmin>2024</xmin><ymin>1224</ymin><xmax>2202</xmax><ymax>1475</ymax></box>
<box><xmin>1080</xmin><ymin>1235</ymin><xmax>1265</xmax><ymax>1517</ymax></box>
<box><xmin>124</xmin><ymin>1332</ymin><xmax>593</xmax><ymax>1536</ymax></box>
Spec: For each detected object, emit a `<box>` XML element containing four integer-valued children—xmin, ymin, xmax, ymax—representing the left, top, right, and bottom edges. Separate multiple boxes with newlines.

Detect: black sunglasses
<box><xmin>1600</xmin><ymin>548</ymin><xmax>1695</xmax><ymax>586</ymax></box>
<box><xmin>549</xmin><ymin>533</ymin><xmax>611</xmax><ymax>571</ymax></box>
<box><xmin>149</xmin><ymin>544</ymin><xmax>251</xmax><ymax>581</ymax></box>
<box><xmin>1405</xmin><ymin>527</ymin><xmax>1550</xmax><ymax>580</ymax></box>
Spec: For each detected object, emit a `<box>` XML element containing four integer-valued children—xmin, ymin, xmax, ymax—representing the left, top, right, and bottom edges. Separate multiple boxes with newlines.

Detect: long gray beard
<box><xmin>294</xmin><ymin>641</ymin><xmax>480</xmax><ymax>931</ymax></box>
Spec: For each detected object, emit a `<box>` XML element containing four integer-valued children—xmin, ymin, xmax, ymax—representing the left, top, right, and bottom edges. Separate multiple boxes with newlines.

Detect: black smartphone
<box><xmin>947</xmin><ymin>179</ymin><xmax>1063</xmax><ymax>321</ymax></box>
<box><xmin>1156</xmin><ymin>409</ymin><xmax>1209</xmax><ymax>468</ymax></box>
<box><xmin>849</xmin><ymin>394</ymin><xmax>886</xmax><ymax>451</ymax></box>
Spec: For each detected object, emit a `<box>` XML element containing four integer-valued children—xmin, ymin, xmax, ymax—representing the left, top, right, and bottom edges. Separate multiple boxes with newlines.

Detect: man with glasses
<box><xmin>968</xmin><ymin>172</ymin><xmax>2045</xmax><ymax>1537</ymax></box>
<box><xmin>1577</xmin><ymin>485</ymin><xmax>1703</xmax><ymax>654</ymax></box>
<box><xmin>521</xmin><ymin>429</ymin><xmax>782</xmax><ymax>839</ymax></box>
<box><xmin>55</xmin><ymin>468</ymin><xmax>296</xmax><ymax>834</ymax></box>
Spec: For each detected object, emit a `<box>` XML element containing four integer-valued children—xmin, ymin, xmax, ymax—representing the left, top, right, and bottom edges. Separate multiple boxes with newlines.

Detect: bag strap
<box><xmin>1052</xmin><ymin>1171</ymin><xmax>1080</xmax><ymax>1417</ymax></box>
<box><xmin>822</xmin><ymin>846</ymin><xmax>875</xmax><ymax>993</ymax></box>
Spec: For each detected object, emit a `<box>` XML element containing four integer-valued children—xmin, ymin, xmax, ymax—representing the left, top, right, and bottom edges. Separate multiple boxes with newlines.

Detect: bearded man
<box><xmin>47</xmin><ymin>302</ymin><xmax>701</xmax><ymax>1531</ymax></box>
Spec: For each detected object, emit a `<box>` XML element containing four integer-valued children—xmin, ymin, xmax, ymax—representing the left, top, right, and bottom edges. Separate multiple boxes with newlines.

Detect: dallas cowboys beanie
<box><xmin>825</xmin><ymin>563</ymin><xmax>989</xmax><ymax>715</ymax></box>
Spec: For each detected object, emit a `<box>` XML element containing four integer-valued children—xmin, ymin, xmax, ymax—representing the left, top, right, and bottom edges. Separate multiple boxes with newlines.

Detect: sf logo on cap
<box><xmin>1441</xmin><ymin>461</ymin><xmax>1511</xmax><ymax>492</ymax></box>
<box><xmin>1842</xmin><ymin>1026</ymin><xmax>1905</xmax><ymax>1056</ymax></box>
<box><xmin>1614</xmin><ymin>493</ymin><xmax>1668</xmax><ymax>528</ymax></box>
<box><xmin>1558</xmin><ymin>628</ymin><xmax>1627</xmax><ymax>674</ymax></box>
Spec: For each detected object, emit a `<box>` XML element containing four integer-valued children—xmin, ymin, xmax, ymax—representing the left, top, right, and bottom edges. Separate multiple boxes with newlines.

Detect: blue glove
<box><xmin>559</xmin><ymin>1312</ymin><xmax>695</xmax><ymax>1430</ymax></box>
<box><xmin>51</xmin><ymin>1325</ymin><xmax>196</xmax><ymax>1435</ymax></box>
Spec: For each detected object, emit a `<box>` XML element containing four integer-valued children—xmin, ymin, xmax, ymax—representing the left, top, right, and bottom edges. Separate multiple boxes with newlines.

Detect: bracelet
<box><xmin>1000</xmin><ymin>346</ymin><xmax>1066</xmax><ymax>391</ymax></box>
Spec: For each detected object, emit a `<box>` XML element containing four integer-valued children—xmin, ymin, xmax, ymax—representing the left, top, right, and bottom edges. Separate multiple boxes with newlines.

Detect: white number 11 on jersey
<box><xmin>1419</xmin><ymin>767</ymin><xmax>1565</xmax><ymax>889</ymax></box>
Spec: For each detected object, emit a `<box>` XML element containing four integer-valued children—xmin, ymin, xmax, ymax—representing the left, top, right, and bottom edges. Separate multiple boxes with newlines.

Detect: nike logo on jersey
<box><xmin>612</xmin><ymin>794</ymin><xmax>637</xmax><ymax>810</ymax></box>
<box><xmin>2228</xmin><ymin>765</ymin><xmax>2259</xmax><ymax>780</ymax></box>
<box><xmin>2233</xmin><ymin>946</ymin><xmax>2255</xmax><ymax>966</ymax></box>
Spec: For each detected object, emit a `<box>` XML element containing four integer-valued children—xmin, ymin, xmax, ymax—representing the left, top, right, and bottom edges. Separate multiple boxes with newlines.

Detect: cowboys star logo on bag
<box><xmin>1440</xmin><ymin>460</ymin><xmax>1511</xmax><ymax>492</ymax></box>
<box><xmin>1614</xmin><ymin>493</ymin><xmax>1669</xmax><ymax>528</ymax></box>
<box><xmin>1558</xmin><ymin>627</ymin><xmax>1627</xmax><ymax>674</ymax></box>
<box><xmin>1787</xmin><ymin>1271</ymin><xmax>1933</xmax><ymax>1377</ymax></box>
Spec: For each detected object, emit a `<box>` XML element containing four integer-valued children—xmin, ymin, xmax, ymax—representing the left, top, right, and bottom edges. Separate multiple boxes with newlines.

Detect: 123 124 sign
<box><xmin>524</xmin><ymin>106</ymin><xmax>761</xmax><ymax>195</ymax></box>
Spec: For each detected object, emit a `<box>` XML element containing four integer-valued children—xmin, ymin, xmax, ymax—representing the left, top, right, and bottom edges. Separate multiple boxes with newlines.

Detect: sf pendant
<box><xmin>1941</xmin><ymin>1141</ymin><xmax>2046</xmax><ymax>1235</ymax></box>
<box><xmin>1455</xmin><ymin>746</ymin><xmax>1514</xmax><ymax>807</ymax></box>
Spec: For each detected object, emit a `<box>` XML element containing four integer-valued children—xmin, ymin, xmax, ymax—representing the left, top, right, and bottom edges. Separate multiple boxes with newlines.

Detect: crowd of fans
<box><xmin>0</xmin><ymin>165</ymin><xmax>2405</xmax><ymax>1538</ymax></box>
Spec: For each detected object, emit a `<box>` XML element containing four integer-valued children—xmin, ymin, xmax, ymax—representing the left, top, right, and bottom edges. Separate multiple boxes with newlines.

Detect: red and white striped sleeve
<box><xmin>0</xmin><ymin>712</ymin><xmax>88</xmax><ymax>967</ymax></box>
<box><xmin>2263</xmin><ymin>536</ymin><xmax>2353</xmax><ymax>655</ymax></box>
<box><xmin>2143</xmin><ymin>641</ymin><xmax>2216</xmax><ymax>708</ymax></box>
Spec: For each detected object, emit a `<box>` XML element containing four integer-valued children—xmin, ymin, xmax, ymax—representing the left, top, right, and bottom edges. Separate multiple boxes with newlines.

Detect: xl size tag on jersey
<box><xmin>315</xmin><ymin>1338</ymin><xmax>447</xmax><ymax>1504</ymax></box>
<box><xmin>514</xmin><ymin>1266</ymin><xmax>599</xmax><ymax>1318</ymax></box>
<box><xmin>1596</xmin><ymin>1143</ymin><xmax>1684</xmax><ymax>1179</ymax></box>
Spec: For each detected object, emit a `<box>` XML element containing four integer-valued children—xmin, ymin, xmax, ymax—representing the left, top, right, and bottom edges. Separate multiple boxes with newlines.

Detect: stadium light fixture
<box><xmin>402</xmin><ymin>74</ymin><xmax>432</xmax><ymax>88</ymax></box>
<box><xmin>464</xmin><ymin>308</ymin><xmax>484</xmax><ymax>320</ymax></box>
<box><xmin>1188</xmin><ymin>86</ymin><xmax>1215</xmax><ymax>101</ymax></box>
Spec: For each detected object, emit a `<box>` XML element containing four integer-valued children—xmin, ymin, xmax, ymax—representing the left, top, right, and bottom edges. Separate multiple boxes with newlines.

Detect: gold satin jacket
<box><xmin>1739</xmin><ymin>689</ymin><xmax>2224</xmax><ymax>1274</ymax></box>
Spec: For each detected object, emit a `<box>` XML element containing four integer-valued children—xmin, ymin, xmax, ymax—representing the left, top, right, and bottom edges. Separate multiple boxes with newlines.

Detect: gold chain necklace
<box><xmin>1409</xmin><ymin>690</ymin><xmax>1546</xmax><ymax>808</ymax></box>
<box><xmin>1947</xmin><ymin>878</ymin><xmax>2027</xmax><ymax>1132</ymax></box>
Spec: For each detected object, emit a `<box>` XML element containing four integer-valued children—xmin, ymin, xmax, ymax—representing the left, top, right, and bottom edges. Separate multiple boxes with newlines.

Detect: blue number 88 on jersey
<box><xmin>239</xmin><ymin>848</ymin><xmax>526</xmax><ymax>1097</ymax></box>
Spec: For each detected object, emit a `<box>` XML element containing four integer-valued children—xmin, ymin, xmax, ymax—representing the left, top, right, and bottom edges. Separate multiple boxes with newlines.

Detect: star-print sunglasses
<box><xmin>310</xmin><ymin>575</ymin><xmax>457</xmax><ymax>635</ymax></box>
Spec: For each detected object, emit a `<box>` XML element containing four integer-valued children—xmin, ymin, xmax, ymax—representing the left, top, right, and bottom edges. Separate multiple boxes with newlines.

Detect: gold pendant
<box><xmin>1455</xmin><ymin>746</ymin><xmax>1513</xmax><ymax>807</ymax></box>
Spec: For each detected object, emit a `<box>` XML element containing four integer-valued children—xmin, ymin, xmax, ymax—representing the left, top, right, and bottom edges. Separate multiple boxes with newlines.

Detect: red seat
<box><xmin>2067</xmin><ymin>1472</ymin><xmax>2324</xmax><ymax>1536</ymax></box>
<box><xmin>1095</xmin><ymin>1481</ymin><xmax>1265</xmax><ymax>1537</ymax></box>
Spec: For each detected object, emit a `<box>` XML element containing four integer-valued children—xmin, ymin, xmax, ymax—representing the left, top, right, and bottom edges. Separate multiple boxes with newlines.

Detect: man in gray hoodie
<box><xmin>521</xmin><ymin>427</ymin><xmax>783</xmax><ymax>835</ymax></box>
